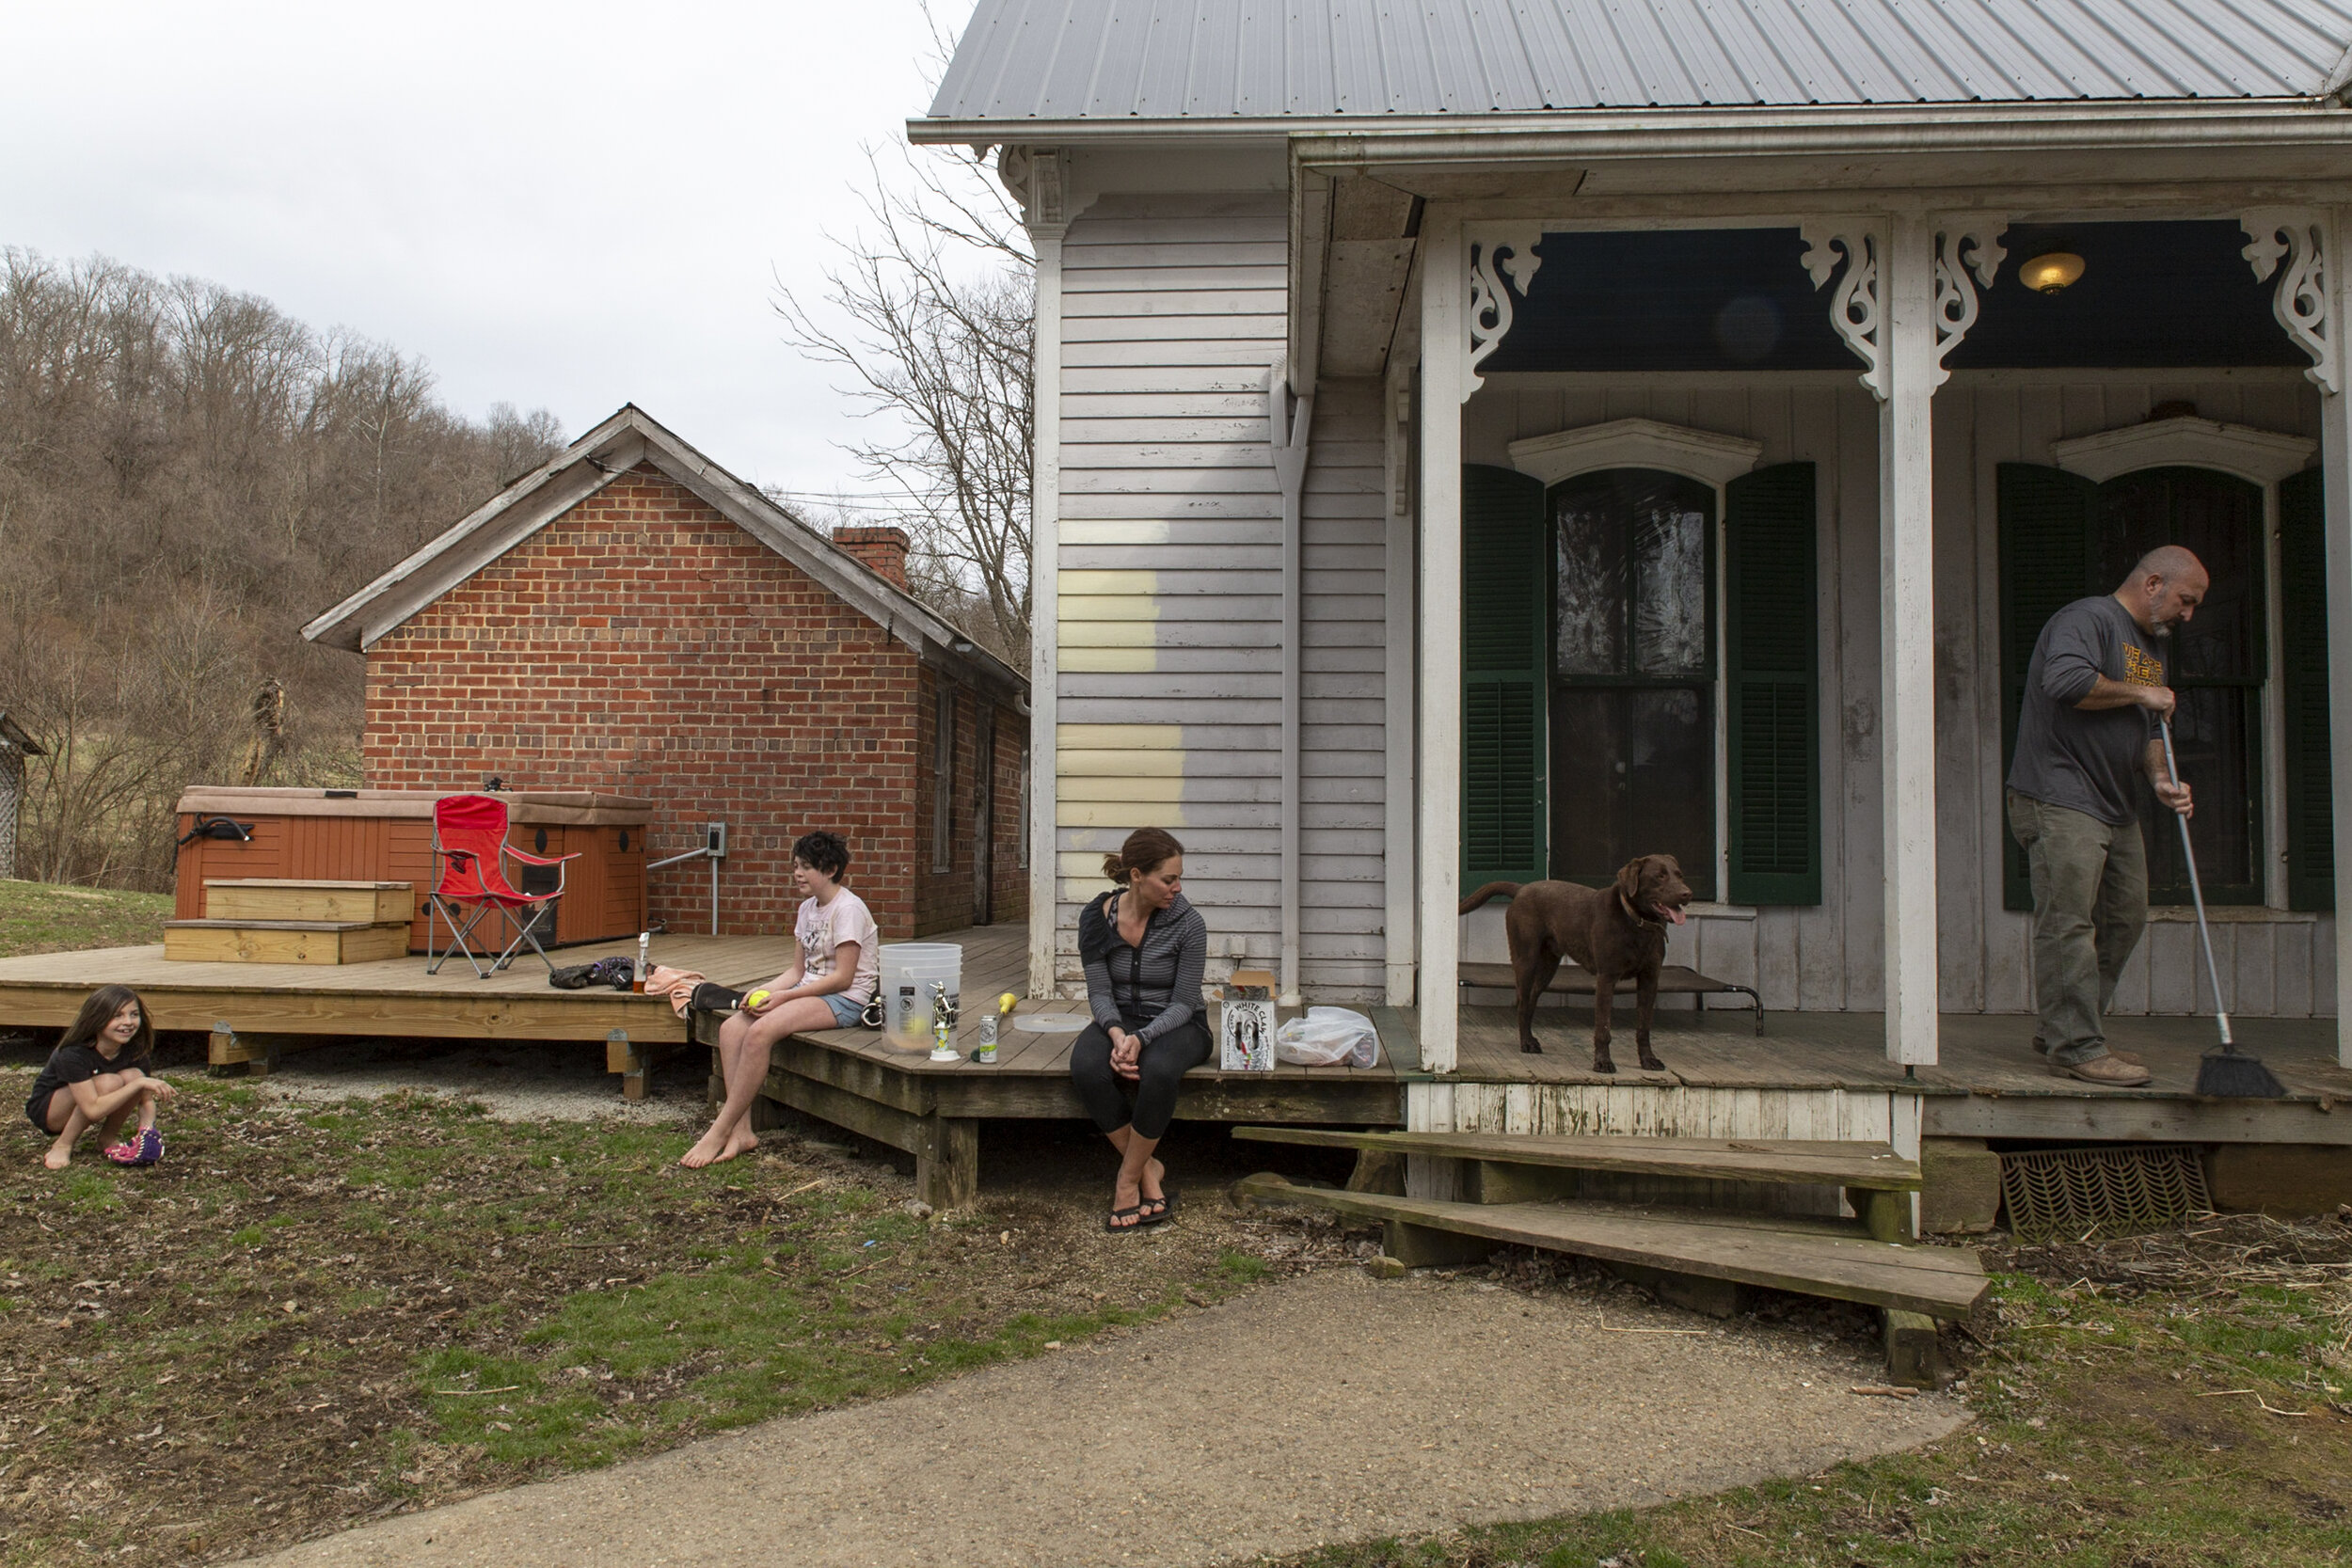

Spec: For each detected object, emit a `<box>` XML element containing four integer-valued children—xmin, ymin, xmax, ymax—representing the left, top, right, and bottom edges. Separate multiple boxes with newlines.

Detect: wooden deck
<box><xmin>8</xmin><ymin>921</ymin><xmax>2347</xmax><ymax>1205</ymax></box>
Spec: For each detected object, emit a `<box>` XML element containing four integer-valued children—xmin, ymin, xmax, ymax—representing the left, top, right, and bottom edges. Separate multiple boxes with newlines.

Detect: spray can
<box><xmin>976</xmin><ymin>991</ymin><xmax>1015</xmax><ymax>1063</ymax></box>
<box><xmin>633</xmin><ymin>931</ymin><xmax>650</xmax><ymax>993</ymax></box>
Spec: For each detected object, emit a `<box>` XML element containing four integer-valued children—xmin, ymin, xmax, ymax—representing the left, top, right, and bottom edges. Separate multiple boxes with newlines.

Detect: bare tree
<box><xmin>774</xmin><ymin>141</ymin><xmax>1036</xmax><ymax>665</ymax></box>
<box><xmin>0</xmin><ymin>247</ymin><xmax>564</xmax><ymax>888</ymax></box>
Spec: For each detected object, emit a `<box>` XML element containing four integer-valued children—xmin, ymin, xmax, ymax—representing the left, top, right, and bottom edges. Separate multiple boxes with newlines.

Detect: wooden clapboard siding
<box><xmin>1465</xmin><ymin>372</ymin><xmax>2330</xmax><ymax>1019</ymax></box>
<box><xmin>1052</xmin><ymin>194</ymin><xmax>1295</xmax><ymax>993</ymax></box>
<box><xmin>1300</xmin><ymin>380</ymin><xmax>1390</xmax><ymax>996</ymax></box>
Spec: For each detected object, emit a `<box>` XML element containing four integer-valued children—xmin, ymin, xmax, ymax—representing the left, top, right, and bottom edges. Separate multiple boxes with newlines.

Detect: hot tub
<box><xmin>172</xmin><ymin>787</ymin><xmax>653</xmax><ymax>952</ymax></box>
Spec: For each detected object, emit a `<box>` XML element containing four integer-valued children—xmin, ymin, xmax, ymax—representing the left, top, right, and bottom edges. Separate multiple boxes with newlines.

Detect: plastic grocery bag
<box><xmin>1273</xmin><ymin>1006</ymin><xmax>1381</xmax><ymax>1069</ymax></box>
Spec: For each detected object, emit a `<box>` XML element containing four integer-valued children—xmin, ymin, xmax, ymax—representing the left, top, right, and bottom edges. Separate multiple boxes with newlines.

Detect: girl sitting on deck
<box><xmin>683</xmin><ymin>831</ymin><xmax>878</xmax><ymax>1169</ymax></box>
<box><xmin>26</xmin><ymin>985</ymin><xmax>174</xmax><ymax>1170</ymax></box>
<box><xmin>1072</xmin><ymin>827</ymin><xmax>1209</xmax><ymax>1231</ymax></box>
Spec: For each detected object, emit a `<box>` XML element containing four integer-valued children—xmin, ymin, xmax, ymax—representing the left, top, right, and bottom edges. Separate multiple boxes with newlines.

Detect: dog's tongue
<box><xmin>1662</xmin><ymin>905</ymin><xmax>1688</xmax><ymax>926</ymax></box>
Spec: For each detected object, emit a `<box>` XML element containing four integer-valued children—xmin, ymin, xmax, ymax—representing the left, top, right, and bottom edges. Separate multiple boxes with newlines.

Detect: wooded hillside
<box><xmin>0</xmin><ymin>249</ymin><xmax>564</xmax><ymax>890</ymax></box>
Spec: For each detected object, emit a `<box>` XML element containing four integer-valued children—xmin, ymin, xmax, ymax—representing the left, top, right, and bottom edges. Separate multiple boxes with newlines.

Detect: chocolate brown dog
<box><xmin>1457</xmin><ymin>855</ymin><xmax>1695</xmax><ymax>1072</ymax></box>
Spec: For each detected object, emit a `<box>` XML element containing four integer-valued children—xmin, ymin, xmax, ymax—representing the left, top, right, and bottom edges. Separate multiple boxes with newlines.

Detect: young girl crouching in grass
<box><xmin>25</xmin><ymin>985</ymin><xmax>173</xmax><ymax>1170</ymax></box>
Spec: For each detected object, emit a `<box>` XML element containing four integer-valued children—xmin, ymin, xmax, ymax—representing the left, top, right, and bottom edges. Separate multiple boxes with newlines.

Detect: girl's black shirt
<box><xmin>24</xmin><ymin>1043</ymin><xmax>147</xmax><ymax>1125</ymax></box>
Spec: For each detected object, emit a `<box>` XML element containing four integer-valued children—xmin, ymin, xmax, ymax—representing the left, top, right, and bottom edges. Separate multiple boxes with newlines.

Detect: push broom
<box><xmin>2161</xmin><ymin>718</ymin><xmax>2286</xmax><ymax>1098</ymax></box>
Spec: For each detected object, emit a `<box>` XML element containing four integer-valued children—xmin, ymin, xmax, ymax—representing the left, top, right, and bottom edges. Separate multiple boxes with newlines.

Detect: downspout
<box><xmin>1270</xmin><ymin>362</ymin><xmax>1313</xmax><ymax>1007</ymax></box>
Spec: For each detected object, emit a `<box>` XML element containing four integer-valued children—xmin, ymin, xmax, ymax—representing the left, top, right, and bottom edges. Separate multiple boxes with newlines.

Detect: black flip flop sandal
<box><xmin>1138</xmin><ymin>1187</ymin><xmax>1178</xmax><ymax>1226</ymax></box>
<box><xmin>1105</xmin><ymin>1205</ymin><xmax>1146</xmax><ymax>1233</ymax></box>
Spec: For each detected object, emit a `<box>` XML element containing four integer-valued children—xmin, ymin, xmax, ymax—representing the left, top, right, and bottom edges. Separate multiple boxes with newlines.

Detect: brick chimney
<box><xmin>831</xmin><ymin>526</ymin><xmax>911</xmax><ymax>590</ymax></box>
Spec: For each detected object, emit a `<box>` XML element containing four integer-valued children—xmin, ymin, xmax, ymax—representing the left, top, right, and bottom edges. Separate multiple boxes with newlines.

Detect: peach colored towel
<box><xmin>644</xmin><ymin>963</ymin><xmax>709</xmax><ymax>1019</ymax></box>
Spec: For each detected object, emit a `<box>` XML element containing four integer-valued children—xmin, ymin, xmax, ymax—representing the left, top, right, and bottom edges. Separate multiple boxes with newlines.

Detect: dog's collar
<box><xmin>1619</xmin><ymin>892</ymin><xmax>1667</xmax><ymax>927</ymax></box>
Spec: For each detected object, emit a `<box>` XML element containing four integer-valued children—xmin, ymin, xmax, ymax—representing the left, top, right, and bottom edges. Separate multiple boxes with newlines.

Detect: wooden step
<box><xmin>1233</xmin><ymin>1127</ymin><xmax>1921</xmax><ymax>1190</ymax></box>
<box><xmin>164</xmin><ymin>919</ymin><xmax>412</xmax><ymax>966</ymax></box>
<box><xmin>203</xmin><ymin>879</ymin><xmax>415</xmax><ymax>924</ymax></box>
<box><xmin>1234</xmin><ymin>1173</ymin><xmax>1986</xmax><ymax>1320</ymax></box>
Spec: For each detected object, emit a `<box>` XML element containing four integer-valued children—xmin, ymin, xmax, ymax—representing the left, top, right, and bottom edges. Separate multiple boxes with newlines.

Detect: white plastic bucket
<box><xmin>880</xmin><ymin>942</ymin><xmax>962</xmax><ymax>1040</ymax></box>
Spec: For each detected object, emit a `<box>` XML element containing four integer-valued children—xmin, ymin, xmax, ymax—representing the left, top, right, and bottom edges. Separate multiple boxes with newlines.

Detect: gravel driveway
<box><xmin>251</xmin><ymin>1267</ymin><xmax>1966</xmax><ymax>1568</ymax></box>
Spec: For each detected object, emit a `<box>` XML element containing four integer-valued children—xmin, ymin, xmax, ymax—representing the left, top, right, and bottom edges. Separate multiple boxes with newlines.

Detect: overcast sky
<box><xmin>2</xmin><ymin>0</ymin><xmax>980</xmax><ymax>506</ymax></box>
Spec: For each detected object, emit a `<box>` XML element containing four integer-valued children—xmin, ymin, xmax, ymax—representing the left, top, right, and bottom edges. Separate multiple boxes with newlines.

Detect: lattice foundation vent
<box><xmin>1998</xmin><ymin>1143</ymin><xmax>2212</xmax><ymax>1243</ymax></box>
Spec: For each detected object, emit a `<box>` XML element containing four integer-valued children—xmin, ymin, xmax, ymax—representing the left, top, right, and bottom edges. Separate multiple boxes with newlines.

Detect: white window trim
<box><xmin>2050</xmin><ymin>415</ymin><xmax>2319</xmax><ymax>910</ymax></box>
<box><xmin>1507</xmin><ymin>418</ymin><xmax>1766</xmax><ymax>903</ymax></box>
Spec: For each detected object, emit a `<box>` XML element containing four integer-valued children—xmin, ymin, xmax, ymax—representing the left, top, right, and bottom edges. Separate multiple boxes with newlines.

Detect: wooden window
<box><xmin>1460</xmin><ymin>465</ymin><xmax>1549</xmax><ymax>889</ymax></box>
<box><xmin>931</xmin><ymin>686</ymin><xmax>955</xmax><ymax>874</ymax></box>
<box><xmin>1725</xmin><ymin>464</ymin><xmax>1821</xmax><ymax>905</ymax></box>
<box><xmin>1461</xmin><ymin>460</ymin><xmax>1821</xmax><ymax>906</ymax></box>
<box><xmin>1998</xmin><ymin>463</ymin><xmax>2297</xmax><ymax>909</ymax></box>
<box><xmin>2278</xmin><ymin>467</ymin><xmax>2331</xmax><ymax>911</ymax></box>
<box><xmin>1548</xmin><ymin>468</ymin><xmax>1717</xmax><ymax>899</ymax></box>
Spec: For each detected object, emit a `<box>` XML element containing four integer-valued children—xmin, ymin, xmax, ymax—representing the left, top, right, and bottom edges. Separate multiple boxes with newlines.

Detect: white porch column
<box><xmin>2319</xmin><ymin>209</ymin><xmax>2352</xmax><ymax>1066</ymax></box>
<box><xmin>1417</xmin><ymin>218</ymin><xmax>1465</xmax><ymax>1072</ymax></box>
<box><xmin>1879</xmin><ymin>213</ymin><xmax>1942</xmax><ymax>1068</ymax></box>
<box><xmin>1022</xmin><ymin>159</ymin><xmax>1069</xmax><ymax>999</ymax></box>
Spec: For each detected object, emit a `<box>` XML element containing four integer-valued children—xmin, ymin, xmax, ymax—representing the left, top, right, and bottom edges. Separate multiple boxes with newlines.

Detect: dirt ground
<box><xmin>250</xmin><ymin>1268</ymin><xmax>1966</xmax><ymax>1568</ymax></box>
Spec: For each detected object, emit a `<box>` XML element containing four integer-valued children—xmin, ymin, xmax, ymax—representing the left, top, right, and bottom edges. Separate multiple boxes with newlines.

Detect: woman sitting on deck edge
<box><xmin>684</xmin><ymin>830</ymin><xmax>877</xmax><ymax>1169</ymax></box>
<box><xmin>1072</xmin><ymin>827</ymin><xmax>1209</xmax><ymax>1231</ymax></box>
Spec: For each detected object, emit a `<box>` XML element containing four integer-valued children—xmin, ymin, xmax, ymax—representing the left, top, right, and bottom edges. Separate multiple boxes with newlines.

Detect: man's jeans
<box><xmin>2006</xmin><ymin>789</ymin><xmax>2147</xmax><ymax>1066</ymax></box>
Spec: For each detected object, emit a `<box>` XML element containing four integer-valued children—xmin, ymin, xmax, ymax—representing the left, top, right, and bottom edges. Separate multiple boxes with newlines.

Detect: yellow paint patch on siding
<box><xmin>1057</xmin><ymin>748</ymin><xmax>1185</xmax><ymax>776</ymax></box>
<box><xmin>1059</xmin><ymin>619</ymin><xmax>1164</xmax><ymax>647</ymax></box>
<box><xmin>1058</xmin><ymin>644</ymin><xmax>1160</xmax><ymax>673</ymax></box>
<box><xmin>1058</xmin><ymin>774</ymin><xmax>1186</xmax><ymax>804</ymax></box>
<box><xmin>1057</xmin><ymin>596</ymin><xmax>1167</xmax><ymax>623</ymax></box>
<box><xmin>1059</xmin><ymin>569</ymin><xmax>1159</xmax><ymax>598</ymax></box>
<box><xmin>1058</xmin><ymin>724</ymin><xmax>1185</xmax><ymax>752</ymax></box>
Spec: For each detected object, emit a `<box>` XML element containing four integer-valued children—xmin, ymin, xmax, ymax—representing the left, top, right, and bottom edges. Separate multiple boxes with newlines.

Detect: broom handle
<box><xmin>2159</xmin><ymin>719</ymin><xmax>2233</xmax><ymax>1047</ymax></box>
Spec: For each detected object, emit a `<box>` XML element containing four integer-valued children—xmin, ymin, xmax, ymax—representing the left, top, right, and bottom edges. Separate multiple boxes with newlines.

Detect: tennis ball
<box><xmin>745</xmin><ymin>990</ymin><xmax>771</xmax><ymax>1011</ymax></box>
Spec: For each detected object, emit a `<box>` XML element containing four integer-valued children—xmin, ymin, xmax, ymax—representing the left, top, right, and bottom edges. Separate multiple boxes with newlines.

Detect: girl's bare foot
<box><xmin>717</xmin><ymin>1125</ymin><xmax>758</xmax><ymax>1162</ymax></box>
<box><xmin>680</xmin><ymin>1125</ymin><xmax>733</xmax><ymax>1168</ymax></box>
<box><xmin>43</xmin><ymin>1143</ymin><xmax>72</xmax><ymax>1171</ymax></box>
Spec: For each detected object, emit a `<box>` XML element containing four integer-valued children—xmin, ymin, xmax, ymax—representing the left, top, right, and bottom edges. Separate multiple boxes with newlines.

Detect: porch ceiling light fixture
<box><xmin>2019</xmin><ymin>249</ymin><xmax>2086</xmax><ymax>294</ymax></box>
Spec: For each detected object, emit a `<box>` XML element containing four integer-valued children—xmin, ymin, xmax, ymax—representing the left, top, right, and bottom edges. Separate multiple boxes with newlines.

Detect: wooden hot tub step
<box><xmin>201</xmin><ymin>879</ymin><xmax>415</xmax><ymax>924</ymax></box>
<box><xmin>1233</xmin><ymin>1172</ymin><xmax>1986</xmax><ymax>1320</ymax></box>
<box><xmin>164</xmin><ymin>919</ymin><xmax>413</xmax><ymax>966</ymax></box>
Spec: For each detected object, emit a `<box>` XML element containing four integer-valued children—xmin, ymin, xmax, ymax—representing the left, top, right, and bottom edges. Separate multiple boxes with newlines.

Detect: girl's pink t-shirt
<box><xmin>796</xmin><ymin>887</ymin><xmax>879</xmax><ymax>1005</ymax></box>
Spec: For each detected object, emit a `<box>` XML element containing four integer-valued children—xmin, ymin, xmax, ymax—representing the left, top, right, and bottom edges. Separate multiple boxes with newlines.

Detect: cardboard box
<box><xmin>1219</xmin><ymin>967</ymin><xmax>1277</xmax><ymax>1071</ymax></box>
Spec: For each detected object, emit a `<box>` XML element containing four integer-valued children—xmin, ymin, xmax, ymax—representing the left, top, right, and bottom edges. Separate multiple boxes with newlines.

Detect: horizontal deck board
<box><xmin>1232</xmin><ymin>1127</ymin><xmax>1921</xmax><ymax>1189</ymax></box>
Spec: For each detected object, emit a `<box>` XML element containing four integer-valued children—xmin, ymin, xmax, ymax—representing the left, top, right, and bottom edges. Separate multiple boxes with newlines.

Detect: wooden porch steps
<box><xmin>1233</xmin><ymin>1174</ymin><xmax>1988</xmax><ymax>1322</ymax></box>
<box><xmin>202</xmin><ymin>879</ymin><xmax>415</xmax><ymax>924</ymax></box>
<box><xmin>163</xmin><ymin>919</ymin><xmax>412</xmax><ymax>966</ymax></box>
<box><xmin>1233</xmin><ymin>1127</ymin><xmax>1920</xmax><ymax>1190</ymax></box>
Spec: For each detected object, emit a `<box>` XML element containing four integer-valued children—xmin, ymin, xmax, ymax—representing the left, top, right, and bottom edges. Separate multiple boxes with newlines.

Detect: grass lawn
<box><xmin>0</xmin><ymin>879</ymin><xmax>172</xmax><ymax>959</ymax></box>
<box><xmin>0</xmin><ymin>1076</ymin><xmax>1314</xmax><ymax>1565</ymax></box>
<box><xmin>1266</xmin><ymin>1219</ymin><xmax>2352</xmax><ymax>1568</ymax></box>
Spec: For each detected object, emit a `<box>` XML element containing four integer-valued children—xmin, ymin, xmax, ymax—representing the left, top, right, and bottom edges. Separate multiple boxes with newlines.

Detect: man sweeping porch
<box><xmin>2007</xmin><ymin>547</ymin><xmax>2211</xmax><ymax>1087</ymax></box>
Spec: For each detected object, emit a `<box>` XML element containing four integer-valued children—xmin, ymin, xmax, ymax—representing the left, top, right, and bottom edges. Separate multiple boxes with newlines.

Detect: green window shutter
<box><xmin>1462</xmin><ymin>464</ymin><xmax>1548</xmax><ymax>889</ymax></box>
<box><xmin>1725</xmin><ymin>463</ymin><xmax>1820</xmax><ymax>905</ymax></box>
<box><xmin>2279</xmin><ymin>466</ymin><xmax>2332</xmax><ymax>911</ymax></box>
<box><xmin>1996</xmin><ymin>463</ymin><xmax>2098</xmax><ymax>911</ymax></box>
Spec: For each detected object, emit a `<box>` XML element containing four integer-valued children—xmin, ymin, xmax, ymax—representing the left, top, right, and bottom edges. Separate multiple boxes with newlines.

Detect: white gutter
<box><xmin>1268</xmin><ymin>363</ymin><xmax>1312</xmax><ymax>1008</ymax></box>
<box><xmin>910</xmin><ymin>96</ymin><xmax>2352</xmax><ymax>152</ymax></box>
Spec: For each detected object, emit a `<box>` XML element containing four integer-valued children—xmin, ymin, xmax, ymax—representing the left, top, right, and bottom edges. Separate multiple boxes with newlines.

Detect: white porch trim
<box><xmin>1418</xmin><ymin>217</ymin><xmax>1467</xmax><ymax>1072</ymax></box>
<box><xmin>2317</xmin><ymin>207</ymin><xmax>2352</xmax><ymax>1067</ymax></box>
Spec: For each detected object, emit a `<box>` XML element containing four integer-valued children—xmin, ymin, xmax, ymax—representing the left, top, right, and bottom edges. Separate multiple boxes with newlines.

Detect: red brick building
<box><xmin>302</xmin><ymin>406</ymin><xmax>1026</xmax><ymax>941</ymax></box>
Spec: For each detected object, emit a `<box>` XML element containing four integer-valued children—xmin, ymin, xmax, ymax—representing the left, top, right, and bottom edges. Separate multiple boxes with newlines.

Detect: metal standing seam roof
<box><xmin>927</xmin><ymin>0</ymin><xmax>2352</xmax><ymax>119</ymax></box>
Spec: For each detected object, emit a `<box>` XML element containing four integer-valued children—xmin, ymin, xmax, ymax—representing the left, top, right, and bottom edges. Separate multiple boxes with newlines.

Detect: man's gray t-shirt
<box><xmin>2007</xmin><ymin>594</ymin><xmax>2168</xmax><ymax>826</ymax></box>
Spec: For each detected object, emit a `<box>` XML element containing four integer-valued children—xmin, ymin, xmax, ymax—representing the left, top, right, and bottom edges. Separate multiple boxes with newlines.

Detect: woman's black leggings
<box><xmin>1070</xmin><ymin>1016</ymin><xmax>1213</xmax><ymax>1140</ymax></box>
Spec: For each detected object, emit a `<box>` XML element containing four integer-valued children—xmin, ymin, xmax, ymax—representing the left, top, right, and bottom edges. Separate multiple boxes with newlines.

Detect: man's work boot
<box><xmin>2049</xmin><ymin>1053</ymin><xmax>2153</xmax><ymax>1087</ymax></box>
<box><xmin>2033</xmin><ymin>1037</ymin><xmax>2141</xmax><ymax>1067</ymax></box>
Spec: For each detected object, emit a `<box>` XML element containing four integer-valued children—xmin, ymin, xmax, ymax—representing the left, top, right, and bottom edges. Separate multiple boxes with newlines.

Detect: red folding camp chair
<box><xmin>425</xmin><ymin>793</ymin><xmax>580</xmax><ymax>978</ymax></box>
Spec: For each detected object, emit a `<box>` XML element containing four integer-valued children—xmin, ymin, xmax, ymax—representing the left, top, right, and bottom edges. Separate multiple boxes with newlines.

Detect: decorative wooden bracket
<box><xmin>1800</xmin><ymin>221</ymin><xmax>1888</xmax><ymax>401</ymax></box>
<box><xmin>1465</xmin><ymin>230</ymin><xmax>1543</xmax><ymax>397</ymax></box>
<box><xmin>1930</xmin><ymin>220</ymin><xmax>2007</xmax><ymax>388</ymax></box>
<box><xmin>2241</xmin><ymin>209</ymin><xmax>2339</xmax><ymax>394</ymax></box>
